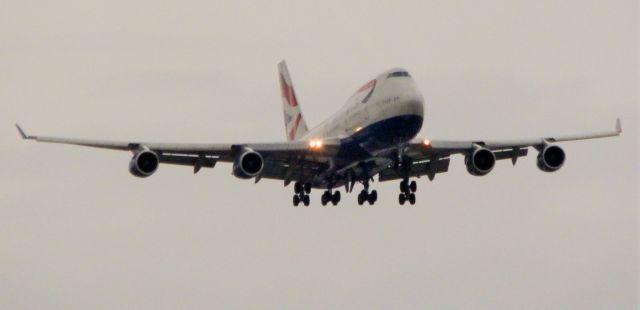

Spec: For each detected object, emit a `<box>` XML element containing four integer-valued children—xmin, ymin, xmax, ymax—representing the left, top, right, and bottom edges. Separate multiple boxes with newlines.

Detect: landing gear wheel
<box><xmin>321</xmin><ymin>191</ymin><xmax>329</xmax><ymax>206</ymax></box>
<box><xmin>400</xmin><ymin>180</ymin><xmax>408</xmax><ymax>193</ymax></box>
<box><xmin>302</xmin><ymin>194</ymin><xmax>310</xmax><ymax>206</ymax></box>
<box><xmin>409</xmin><ymin>181</ymin><xmax>417</xmax><ymax>193</ymax></box>
<box><xmin>303</xmin><ymin>183</ymin><xmax>311</xmax><ymax>194</ymax></box>
<box><xmin>294</xmin><ymin>182</ymin><xmax>302</xmax><ymax>194</ymax></box>
<box><xmin>368</xmin><ymin>190</ymin><xmax>378</xmax><ymax>205</ymax></box>
<box><xmin>331</xmin><ymin>191</ymin><xmax>341</xmax><ymax>206</ymax></box>
<box><xmin>408</xmin><ymin>193</ymin><xmax>416</xmax><ymax>205</ymax></box>
<box><xmin>293</xmin><ymin>195</ymin><xmax>300</xmax><ymax>206</ymax></box>
<box><xmin>357</xmin><ymin>191</ymin><xmax>367</xmax><ymax>206</ymax></box>
<box><xmin>399</xmin><ymin>193</ymin><xmax>406</xmax><ymax>205</ymax></box>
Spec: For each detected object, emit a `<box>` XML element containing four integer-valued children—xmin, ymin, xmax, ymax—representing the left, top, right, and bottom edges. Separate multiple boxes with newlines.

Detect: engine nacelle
<box><xmin>537</xmin><ymin>144</ymin><xmax>565</xmax><ymax>172</ymax></box>
<box><xmin>129</xmin><ymin>149</ymin><xmax>159</xmax><ymax>177</ymax></box>
<box><xmin>465</xmin><ymin>147</ymin><xmax>496</xmax><ymax>176</ymax></box>
<box><xmin>232</xmin><ymin>148</ymin><xmax>264</xmax><ymax>179</ymax></box>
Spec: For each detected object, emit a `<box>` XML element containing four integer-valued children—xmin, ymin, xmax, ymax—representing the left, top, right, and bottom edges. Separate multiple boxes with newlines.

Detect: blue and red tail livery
<box><xmin>279</xmin><ymin>61</ymin><xmax>308</xmax><ymax>141</ymax></box>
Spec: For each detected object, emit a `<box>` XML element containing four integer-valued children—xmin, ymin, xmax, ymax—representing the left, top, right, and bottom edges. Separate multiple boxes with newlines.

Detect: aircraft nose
<box><xmin>402</xmin><ymin>85</ymin><xmax>424</xmax><ymax>117</ymax></box>
<box><xmin>405</xmin><ymin>95</ymin><xmax>424</xmax><ymax>117</ymax></box>
<box><xmin>379</xmin><ymin>74</ymin><xmax>425</xmax><ymax>118</ymax></box>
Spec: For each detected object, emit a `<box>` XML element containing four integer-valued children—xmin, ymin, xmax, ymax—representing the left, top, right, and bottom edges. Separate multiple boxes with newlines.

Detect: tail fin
<box><xmin>278</xmin><ymin>61</ymin><xmax>309</xmax><ymax>141</ymax></box>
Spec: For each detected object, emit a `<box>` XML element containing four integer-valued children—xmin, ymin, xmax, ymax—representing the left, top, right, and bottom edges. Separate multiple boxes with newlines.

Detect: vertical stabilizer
<box><xmin>279</xmin><ymin>61</ymin><xmax>309</xmax><ymax>141</ymax></box>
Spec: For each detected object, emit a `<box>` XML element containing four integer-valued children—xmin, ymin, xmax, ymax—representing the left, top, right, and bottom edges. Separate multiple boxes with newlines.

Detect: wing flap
<box><xmin>258</xmin><ymin>160</ymin><xmax>325</xmax><ymax>182</ymax></box>
<box><xmin>159</xmin><ymin>153</ymin><xmax>218</xmax><ymax>171</ymax></box>
<box><xmin>378</xmin><ymin>158</ymin><xmax>450</xmax><ymax>182</ymax></box>
<box><xmin>493</xmin><ymin>148</ymin><xmax>528</xmax><ymax>162</ymax></box>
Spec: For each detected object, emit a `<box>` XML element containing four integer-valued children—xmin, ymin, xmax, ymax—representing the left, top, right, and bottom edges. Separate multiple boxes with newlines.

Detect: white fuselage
<box><xmin>302</xmin><ymin>68</ymin><xmax>425</xmax><ymax>145</ymax></box>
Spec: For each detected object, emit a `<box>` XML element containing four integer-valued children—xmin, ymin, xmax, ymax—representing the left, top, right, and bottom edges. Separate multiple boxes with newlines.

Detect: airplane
<box><xmin>16</xmin><ymin>61</ymin><xmax>622</xmax><ymax>207</ymax></box>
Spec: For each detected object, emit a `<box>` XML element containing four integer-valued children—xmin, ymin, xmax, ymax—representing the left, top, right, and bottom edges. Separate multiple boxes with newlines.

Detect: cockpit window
<box><xmin>386</xmin><ymin>71</ymin><xmax>411</xmax><ymax>79</ymax></box>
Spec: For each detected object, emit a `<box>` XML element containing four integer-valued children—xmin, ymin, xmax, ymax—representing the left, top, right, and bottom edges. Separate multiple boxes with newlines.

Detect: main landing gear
<box><xmin>293</xmin><ymin>182</ymin><xmax>311</xmax><ymax>207</ymax></box>
<box><xmin>357</xmin><ymin>181</ymin><xmax>378</xmax><ymax>206</ymax></box>
<box><xmin>321</xmin><ymin>190</ymin><xmax>341</xmax><ymax>206</ymax></box>
<box><xmin>398</xmin><ymin>179</ymin><xmax>416</xmax><ymax>205</ymax></box>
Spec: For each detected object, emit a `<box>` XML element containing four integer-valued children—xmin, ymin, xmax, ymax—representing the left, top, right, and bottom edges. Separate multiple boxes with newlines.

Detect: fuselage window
<box><xmin>386</xmin><ymin>71</ymin><xmax>411</xmax><ymax>79</ymax></box>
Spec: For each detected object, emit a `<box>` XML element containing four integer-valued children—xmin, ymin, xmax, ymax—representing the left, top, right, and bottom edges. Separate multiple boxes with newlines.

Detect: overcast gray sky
<box><xmin>1</xmin><ymin>1</ymin><xmax>637</xmax><ymax>309</ymax></box>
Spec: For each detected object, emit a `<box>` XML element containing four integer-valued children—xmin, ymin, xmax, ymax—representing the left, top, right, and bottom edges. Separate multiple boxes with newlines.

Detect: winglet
<box><xmin>15</xmin><ymin>124</ymin><xmax>33</xmax><ymax>139</ymax></box>
<box><xmin>615</xmin><ymin>118</ymin><xmax>622</xmax><ymax>134</ymax></box>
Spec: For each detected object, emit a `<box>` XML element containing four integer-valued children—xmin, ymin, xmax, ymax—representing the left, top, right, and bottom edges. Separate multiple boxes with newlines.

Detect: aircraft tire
<box><xmin>357</xmin><ymin>191</ymin><xmax>366</xmax><ymax>205</ymax></box>
<box><xmin>331</xmin><ymin>191</ymin><xmax>340</xmax><ymax>206</ymax></box>
<box><xmin>400</xmin><ymin>180</ymin><xmax>408</xmax><ymax>193</ymax></box>
<box><xmin>368</xmin><ymin>190</ymin><xmax>377</xmax><ymax>205</ymax></box>
<box><xmin>321</xmin><ymin>191</ymin><xmax>329</xmax><ymax>206</ymax></box>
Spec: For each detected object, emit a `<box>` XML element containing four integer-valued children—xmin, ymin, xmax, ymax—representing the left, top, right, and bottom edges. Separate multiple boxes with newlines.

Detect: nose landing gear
<box><xmin>398</xmin><ymin>179</ymin><xmax>416</xmax><ymax>205</ymax></box>
<box><xmin>293</xmin><ymin>182</ymin><xmax>311</xmax><ymax>207</ymax></box>
<box><xmin>356</xmin><ymin>181</ymin><xmax>378</xmax><ymax>206</ymax></box>
<box><xmin>321</xmin><ymin>190</ymin><xmax>341</xmax><ymax>206</ymax></box>
<box><xmin>357</xmin><ymin>189</ymin><xmax>378</xmax><ymax>205</ymax></box>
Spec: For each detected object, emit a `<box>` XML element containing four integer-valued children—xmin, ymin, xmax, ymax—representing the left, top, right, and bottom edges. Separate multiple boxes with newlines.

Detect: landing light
<box><xmin>423</xmin><ymin>139</ymin><xmax>431</xmax><ymax>147</ymax></box>
<box><xmin>308</xmin><ymin>139</ymin><xmax>323</xmax><ymax>150</ymax></box>
<box><xmin>355</xmin><ymin>127</ymin><xmax>363</xmax><ymax>132</ymax></box>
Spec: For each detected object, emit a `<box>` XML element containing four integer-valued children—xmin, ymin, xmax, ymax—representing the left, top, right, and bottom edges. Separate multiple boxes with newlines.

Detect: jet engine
<box><xmin>129</xmin><ymin>149</ymin><xmax>159</xmax><ymax>177</ymax></box>
<box><xmin>537</xmin><ymin>144</ymin><xmax>565</xmax><ymax>172</ymax></box>
<box><xmin>232</xmin><ymin>148</ymin><xmax>264</xmax><ymax>179</ymax></box>
<box><xmin>465</xmin><ymin>147</ymin><xmax>496</xmax><ymax>176</ymax></box>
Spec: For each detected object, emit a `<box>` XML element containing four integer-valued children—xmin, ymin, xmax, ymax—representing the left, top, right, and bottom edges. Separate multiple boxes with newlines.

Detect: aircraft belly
<box><xmin>335</xmin><ymin>114</ymin><xmax>423</xmax><ymax>162</ymax></box>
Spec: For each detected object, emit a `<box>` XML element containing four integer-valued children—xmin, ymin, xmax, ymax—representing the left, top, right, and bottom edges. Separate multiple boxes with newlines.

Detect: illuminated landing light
<box><xmin>355</xmin><ymin>127</ymin><xmax>363</xmax><ymax>132</ymax></box>
<box><xmin>423</xmin><ymin>139</ymin><xmax>432</xmax><ymax>148</ymax></box>
<box><xmin>308</xmin><ymin>139</ymin><xmax>324</xmax><ymax>150</ymax></box>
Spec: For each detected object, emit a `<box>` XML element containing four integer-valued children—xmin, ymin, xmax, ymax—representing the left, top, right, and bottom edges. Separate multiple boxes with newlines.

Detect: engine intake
<box><xmin>129</xmin><ymin>149</ymin><xmax>159</xmax><ymax>177</ymax></box>
<box><xmin>232</xmin><ymin>148</ymin><xmax>264</xmax><ymax>179</ymax></box>
<box><xmin>466</xmin><ymin>147</ymin><xmax>496</xmax><ymax>176</ymax></box>
<box><xmin>537</xmin><ymin>144</ymin><xmax>565</xmax><ymax>172</ymax></box>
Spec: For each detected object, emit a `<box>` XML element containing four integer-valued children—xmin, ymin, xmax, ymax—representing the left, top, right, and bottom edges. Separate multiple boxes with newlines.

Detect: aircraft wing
<box><xmin>15</xmin><ymin>124</ymin><xmax>339</xmax><ymax>176</ymax></box>
<box><xmin>379</xmin><ymin>118</ymin><xmax>622</xmax><ymax>181</ymax></box>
